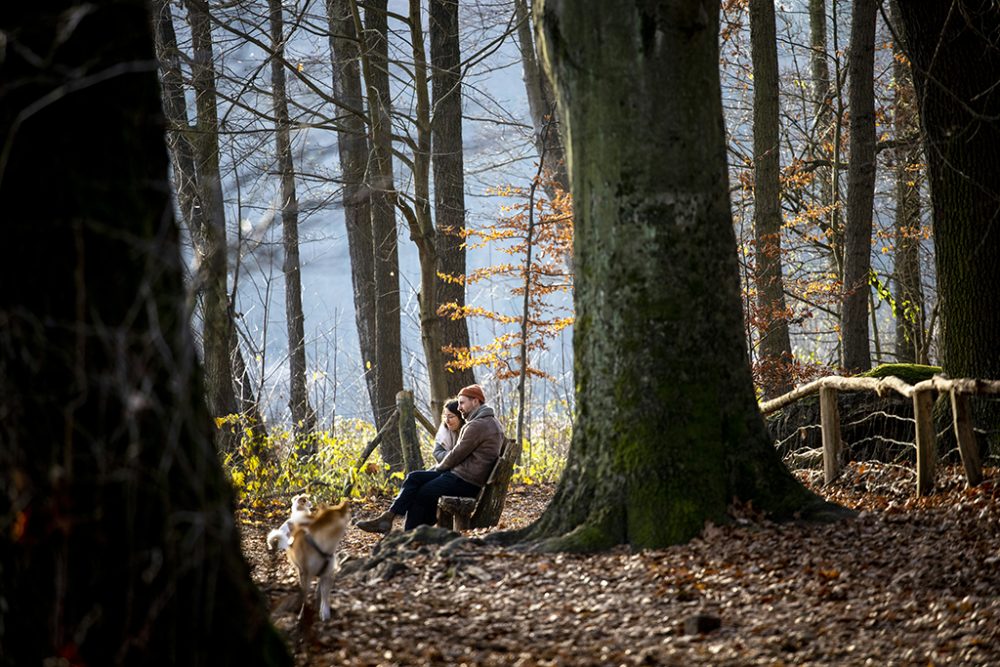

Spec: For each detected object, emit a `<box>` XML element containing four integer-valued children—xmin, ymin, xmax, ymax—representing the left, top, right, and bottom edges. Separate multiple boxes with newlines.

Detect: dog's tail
<box><xmin>266</xmin><ymin>528</ymin><xmax>291</xmax><ymax>552</ymax></box>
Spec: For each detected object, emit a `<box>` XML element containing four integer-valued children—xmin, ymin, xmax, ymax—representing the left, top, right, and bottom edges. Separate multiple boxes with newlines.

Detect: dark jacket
<box><xmin>437</xmin><ymin>405</ymin><xmax>504</xmax><ymax>486</ymax></box>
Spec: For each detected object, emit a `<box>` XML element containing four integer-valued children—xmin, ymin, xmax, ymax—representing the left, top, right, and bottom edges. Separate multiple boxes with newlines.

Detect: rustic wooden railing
<box><xmin>760</xmin><ymin>375</ymin><xmax>1000</xmax><ymax>496</ymax></box>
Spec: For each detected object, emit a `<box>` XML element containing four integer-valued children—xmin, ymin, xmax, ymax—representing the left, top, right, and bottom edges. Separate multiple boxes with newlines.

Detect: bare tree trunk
<box><xmin>809</xmin><ymin>0</ymin><xmax>842</xmax><ymax>281</ymax></box>
<box><xmin>890</xmin><ymin>3</ymin><xmax>925</xmax><ymax>364</ymax></box>
<box><xmin>0</xmin><ymin>1</ymin><xmax>290</xmax><ymax>662</ymax></box>
<box><xmin>359</xmin><ymin>0</ymin><xmax>405</xmax><ymax>471</ymax></box>
<box><xmin>326</xmin><ymin>0</ymin><xmax>378</xmax><ymax>433</ymax></box>
<box><xmin>841</xmin><ymin>0</ymin><xmax>877</xmax><ymax>372</ymax></box>
<box><xmin>750</xmin><ymin>0</ymin><xmax>794</xmax><ymax>398</ymax></box>
<box><xmin>153</xmin><ymin>0</ymin><xmax>265</xmax><ymax>446</ymax></box>
<box><xmin>430</xmin><ymin>0</ymin><xmax>478</xmax><ymax>402</ymax></box>
<box><xmin>181</xmin><ymin>0</ymin><xmax>241</xmax><ymax>449</ymax></box>
<box><xmin>401</xmin><ymin>0</ymin><xmax>448</xmax><ymax>421</ymax></box>
<box><xmin>327</xmin><ymin>0</ymin><xmax>403</xmax><ymax>468</ymax></box>
<box><xmin>152</xmin><ymin>0</ymin><xmax>201</xmax><ymax>246</ymax></box>
<box><xmin>268</xmin><ymin>0</ymin><xmax>316</xmax><ymax>441</ymax></box>
<box><xmin>514</xmin><ymin>0</ymin><xmax>569</xmax><ymax>195</ymax></box>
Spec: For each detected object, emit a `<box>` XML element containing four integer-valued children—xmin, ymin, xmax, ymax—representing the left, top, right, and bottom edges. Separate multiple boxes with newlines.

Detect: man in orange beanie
<box><xmin>356</xmin><ymin>384</ymin><xmax>504</xmax><ymax>533</ymax></box>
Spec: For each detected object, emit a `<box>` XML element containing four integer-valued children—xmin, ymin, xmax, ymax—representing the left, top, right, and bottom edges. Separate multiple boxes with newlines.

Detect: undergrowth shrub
<box><xmin>513</xmin><ymin>436</ymin><xmax>567</xmax><ymax>485</ymax></box>
<box><xmin>220</xmin><ymin>416</ymin><xmax>404</xmax><ymax>510</ymax></box>
<box><xmin>219</xmin><ymin>412</ymin><xmax>571</xmax><ymax>511</ymax></box>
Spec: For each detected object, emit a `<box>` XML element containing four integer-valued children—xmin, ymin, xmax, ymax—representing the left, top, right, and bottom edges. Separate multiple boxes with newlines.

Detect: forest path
<box><xmin>242</xmin><ymin>465</ymin><xmax>1000</xmax><ymax>666</ymax></box>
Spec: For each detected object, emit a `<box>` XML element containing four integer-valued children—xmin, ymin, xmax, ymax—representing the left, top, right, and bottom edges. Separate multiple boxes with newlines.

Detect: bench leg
<box><xmin>454</xmin><ymin>514</ymin><xmax>470</xmax><ymax>531</ymax></box>
<box><xmin>437</xmin><ymin>508</ymin><xmax>454</xmax><ymax>530</ymax></box>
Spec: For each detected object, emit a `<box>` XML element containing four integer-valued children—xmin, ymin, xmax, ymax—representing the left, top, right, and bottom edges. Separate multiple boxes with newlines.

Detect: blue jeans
<box><xmin>389</xmin><ymin>470</ymin><xmax>480</xmax><ymax>530</ymax></box>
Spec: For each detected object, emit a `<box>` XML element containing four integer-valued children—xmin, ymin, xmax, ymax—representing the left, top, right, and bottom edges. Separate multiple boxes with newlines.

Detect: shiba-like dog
<box><xmin>266</xmin><ymin>493</ymin><xmax>314</xmax><ymax>551</ymax></box>
<box><xmin>286</xmin><ymin>501</ymin><xmax>351</xmax><ymax>621</ymax></box>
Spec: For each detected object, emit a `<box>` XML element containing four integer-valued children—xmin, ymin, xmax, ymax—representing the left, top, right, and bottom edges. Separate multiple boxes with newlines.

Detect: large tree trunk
<box><xmin>0</xmin><ymin>2</ymin><xmax>290</xmax><ymax>664</ymax></box>
<box><xmin>268</xmin><ymin>0</ymin><xmax>317</xmax><ymax>440</ymax></box>
<box><xmin>749</xmin><ymin>0</ymin><xmax>794</xmax><ymax>399</ymax></box>
<box><xmin>896</xmin><ymin>0</ymin><xmax>1000</xmax><ymax>445</ymax></box>
<box><xmin>840</xmin><ymin>0</ymin><xmax>877</xmax><ymax>373</ymax></box>
<box><xmin>520</xmin><ymin>0</ymin><xmax>841</xmax><ymax>551</ymax></box>
<box><xmin>430</xmin><ymin>0</ymin><xmax>478</xmax><ymax>401</ymax></box>
<box><xmin>181</xmin><ymin>0</ymin><xmax>240</xmax><ymax>448</ymax></box>
<box><xmin>889</xmin><ymin>4</ymin><xmax>925</xmax><ymax>364</ymax></box>
<box><xmin>362</xmin><ymin>0</ymin><xmax>405</xmax><ymax>471</ymax></box>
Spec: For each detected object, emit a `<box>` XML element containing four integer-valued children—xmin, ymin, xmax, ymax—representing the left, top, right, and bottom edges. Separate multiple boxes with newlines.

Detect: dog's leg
<box><xmin>317</xmin><ymin>572</ymin><xmax>333</xmax><ymax>621</ymax></box>
<box><xmin>297</xmin><ymin>568</ymin><xmax>311</xmax><ymax>621</ymax></box>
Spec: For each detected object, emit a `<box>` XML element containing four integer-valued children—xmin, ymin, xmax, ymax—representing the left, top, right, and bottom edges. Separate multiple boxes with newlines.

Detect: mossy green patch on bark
<box><xmin>533</xmin><ymin>504</ymin><xmax>623</xmax><ymax>553</ymax></box>
<box><xmin>859</xmin><ymin>363</ymin><xmax>941</xmax><ymax>384</ymax></box>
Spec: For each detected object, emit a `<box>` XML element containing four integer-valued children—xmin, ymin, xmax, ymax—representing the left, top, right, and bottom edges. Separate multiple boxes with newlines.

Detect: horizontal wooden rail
<box><xmin>760</xmin><ymin>374</ymin><xmax>1000</xmax><ymax>496</ymax></box>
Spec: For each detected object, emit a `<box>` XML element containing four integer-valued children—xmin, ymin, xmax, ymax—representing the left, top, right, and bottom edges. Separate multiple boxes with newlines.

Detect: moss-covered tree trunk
<box><xmin>896</xmin><ymin>1</ymin><xmax>1000</xmax><ymax>445</ymax></box>
<box><xmin>0</xmin><ymin>1</ymin><xmax>290</xmax><ymax>664</ymax></box>
<box><xmin>521</xmin><ymin>0</ymin><xmax>841</xmax><ymax>551</ymax></box>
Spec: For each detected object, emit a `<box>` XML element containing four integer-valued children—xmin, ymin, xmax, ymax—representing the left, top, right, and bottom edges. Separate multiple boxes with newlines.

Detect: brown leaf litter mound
<box><xmin>242</xmin><ymin>466</ymin><xmax>1000</xmax><ymax>666</ymax></box>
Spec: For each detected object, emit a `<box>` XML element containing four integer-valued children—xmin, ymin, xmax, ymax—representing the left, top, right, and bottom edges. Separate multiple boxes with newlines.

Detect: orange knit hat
<box><xmin>458</xmin><ymin>384</ymin><xmax>486</xmax><ymax>404</ymax></box>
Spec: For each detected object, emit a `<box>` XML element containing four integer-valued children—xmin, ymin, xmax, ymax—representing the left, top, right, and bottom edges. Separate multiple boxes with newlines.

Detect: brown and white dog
<box><xmin>266</xmin><ymin>493</ymin><xmax>314</xmax><ymax>551</ymax></box>
<box><xmin>286</xmin><ymin>501</ymin><xmax>351</xmax><ymax>621</ymax></box>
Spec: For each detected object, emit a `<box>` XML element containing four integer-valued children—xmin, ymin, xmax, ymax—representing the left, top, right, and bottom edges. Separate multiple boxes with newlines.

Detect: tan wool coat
<box><xmin>437</xmin><ymin>405</ymin><xmax>504</xmax><ymax>486</ymax></box>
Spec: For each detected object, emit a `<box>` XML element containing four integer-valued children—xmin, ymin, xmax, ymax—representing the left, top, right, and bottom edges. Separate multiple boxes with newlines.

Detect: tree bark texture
<box><xmin>430</xmin><ymin>0</ymin><xmax>478</xmax><ymax>400</ymax></box>
<box><xmin>749</xmin><ymin>0</ymin><xmax>794</xmax><ymax>399</ymax></box>
<box><xmin>0</xmin><ymin>2</ymin><xmax>290</xmax><ymax>664</ymax></box>
<box><xmin>406</xmin><ymin>0</ymin><xmax>449</xmax><ymax>420</ymax></box>
<box><xmin>363</xmin><ymin>0</ymin><xmax>405</xmax><ymax>470</ymax></box>
<box><xmin>268</xmin><ymin>0</ymin><xmax>316</xmax><ymax>439</ymax></box>
<box><xmin>153</xmin><ymin>0</ymin><xmax>265</xmax><ymax>440</ymax></box>
<box><xmin>890</xmin><ymin>5</ymin><xmax>925</xmax><ymax>364</ymax></box>
<box><xmin>809</xmin><ymin>0</ymin><xmax>842</xmax><ymax>280</ymax></box>
<box><xmin>896</xmin><ymin>0</ymin><xmax>1000</xmax><ymax>442</ymax></box>
<box><xmin>328</xmin><ymin>0</ymin><xmax>402</xmax><ymax>467</ymax></box>
<box><xmin>326</xmin><ymin>0</ymin><xmax>379</xmax><ymax>432</ymax></box>
<box><xmin>514</xmin><ymin>0</ymin><xmax>569</xmax><ymax>196</ymax></box>
<box><xmin>841</xmin><ymin>0</ymin><xmax>877</xmax><ymax>373</ymax></box>
<box><xmin>526</xmin><ymin>0</ymin><xmax>836</xmax><ymax>550</ymax></box>
<box><xmin>181</xmin><ymin>0</ymin><xmax>240</xmax><ymax>437</ymax></box>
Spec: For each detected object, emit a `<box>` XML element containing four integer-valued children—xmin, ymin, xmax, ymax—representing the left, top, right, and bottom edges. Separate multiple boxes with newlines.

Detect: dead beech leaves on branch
<box><xmin>437</xmin><ymin>178</ymin><xmax>574</xmax><ymax>381</ymax></box>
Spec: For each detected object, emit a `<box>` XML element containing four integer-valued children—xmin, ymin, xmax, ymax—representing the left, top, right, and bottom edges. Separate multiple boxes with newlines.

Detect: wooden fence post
<box><xmin>913</xmin><ymin>388</ymin><xmax>936</xmax><ymax>496</ymax></box>
<box><xmin>950</xmin><ymin>390</ymin><xmax>983</xmax><ymax>488</ymax></box>
<box><xmin>819</xmin><ymin>386</ymin><xmax>842</xmax><ymax>484</ymax></box>
<box><xmin>396</xmin><ymin>390</ymin><xmax>424</xmax><ymax>474</ymax></box>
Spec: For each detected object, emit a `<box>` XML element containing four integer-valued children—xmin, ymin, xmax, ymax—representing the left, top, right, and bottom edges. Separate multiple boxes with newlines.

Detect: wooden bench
<box><xmin>437</xmin><ymin>438</ymin><xmax>516</xmax><ymax>531</ymax></box>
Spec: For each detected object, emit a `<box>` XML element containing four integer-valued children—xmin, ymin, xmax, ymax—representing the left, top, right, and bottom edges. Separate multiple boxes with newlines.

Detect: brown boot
<box><xmin>355</xmin><ymin>510</ymin><xmax>396</xmax><ymax>534</ymax></box>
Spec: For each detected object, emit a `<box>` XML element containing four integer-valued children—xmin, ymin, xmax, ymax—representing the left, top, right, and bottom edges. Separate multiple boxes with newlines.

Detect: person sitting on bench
<box><xmin>356</xmin><ymin>384</ymin><xmax>504</xmax><ymax>533</ymax></box>
<box><xmin>432</xmin><ymin>398</ymin><xmax>465</xmax><ymax>464</ymax></box>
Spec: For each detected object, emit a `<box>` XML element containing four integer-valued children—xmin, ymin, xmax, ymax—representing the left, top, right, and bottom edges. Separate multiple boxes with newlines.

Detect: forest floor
<box><xmin>241</xmin><ymin>462</ymin><xmax>1000</xmax><ymax>666</ymax></box>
